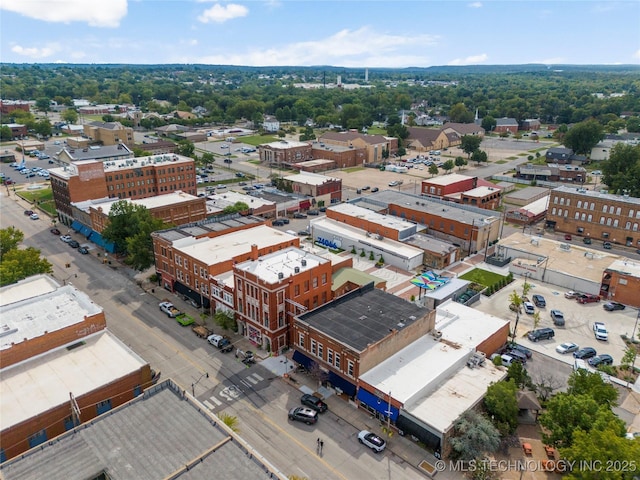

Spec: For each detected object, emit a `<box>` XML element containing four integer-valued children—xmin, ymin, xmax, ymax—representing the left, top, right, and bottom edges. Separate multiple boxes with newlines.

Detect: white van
<box><xmin>285</xmin><ymin>230</ymin><xmax>297</xmax><ymax>236</ymax></box>
<box><xmin>490</xmin><ymin>353</ymin><xmax>515</xmax><ymax>367</ymax></box>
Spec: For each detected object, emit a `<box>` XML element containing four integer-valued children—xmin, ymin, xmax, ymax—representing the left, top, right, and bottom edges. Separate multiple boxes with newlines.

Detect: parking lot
<box><xmin>473</xmin><ymin>276</ymin><xmax>638</xmax><ymax>367</ymax></box>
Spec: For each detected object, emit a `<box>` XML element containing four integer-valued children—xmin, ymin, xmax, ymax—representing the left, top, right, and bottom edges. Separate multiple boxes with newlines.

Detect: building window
<box><xmin>321</xmin><ymin>273</ymin><xmax>327</xmax><ymax>285</ymax></box>
<box><xmin>606</xmin><ymin>218</ymin><xmax>612</xmax><ymax>226</ymax></box>
<box><xmin>609</xmin><ymin>206</ymin><xmax>615</xmax><ymax>214</ymax></box>
<box><xmin>327</xmin><ymin>349</ymin><xmax>333</xmax><ymax>364</ymax></box>
<box><xmin>577</xmin><ymin>201</ymin><xmax>582</xmax><ymax>209</ymax></box>
<box><xmin>613</xmin><ymin>219</ymin><xmax>619</xmax><ymax>227</ymax></box>
<box><xmin>574</xmin><ymin>212</ymin><xmax>580</xmax><ymax>220</ymax></box>
<box><xmin>634</xmin><ymin>223</ymin><xmax>639</xmax><ymax>232</ymax></box>
<box><xmin>626</xmin><ymin>222</ymin><xmax>631</xmax><ymax>230</ymax></box>
<box><xmin>588</xmin><ymin>214</ymin><xmax>593</xmax><ymax>222</ymax></box>
<box><xmin>600</xmin><ymin>216</ymin><xmax>605</xmax><ymax>224</ymax></box>
<box><xmin>278</xmin><ymin>311</ymin><xmax>285</xmax><ymax>328</ymax></box>
<box><xmin>312</xmin><ymin>277</ymin><xmax>318</xmax><ymax>288</ymax></box>
<box><xmin>311</xmin><ymin>339</ymin><xmax>317</xmax><ymax>355</ymax></box>
<box><xmin>96</xmin><ymin>399</ymin><xmax>112</xmax><ymax>415</ymax></box>
<box><xmin>603</xmin><ymin>205</ymin><xmax>608</xmax><ymax>213</ymax></box>
<box><xmin>560</xmin><ymin>198</ymin><xmax>565</xmax><ymax>205</ymax></box>
<box><xmin>348</xmin><ymin>360</ymin><xmax>354</xmax><ymax>377</ymax></box>
<box><xmin>28</xmin><ymin>429</ymin><xmax>48</xmax><ymax>449</ymax></box>
<box><xmin>616</xmin><ymin>207</ymin><xmax>621</xmax><ymax>215</ymax></box>
<box><xmin>589</xmin><ymin>202</ymin><xmax>594</xmax><ymax>210</ymax></box>
<box><xmin>335</xmin><ymin>353</ymin><xmax>341</xmax><ymax>369</ymax></box>
<box><xmin>318</xmin><ymin>343</ymin><xmax>323</xmax><ymax>359</ymax></box>
<box><xmin>299</xmin><ymin>332</ymin><xmax>304</xmax><ymax>347</ymax></box>
<box><xmin>294</xmin><ymin>284</ymin><xmax>300</xmax><ymax>296</ymax></box>
<box><xmin>581</xmin><ymin>213</ymin><xmax>586</xmax><ymax>221</ymax></box>
<box><xmin>552</xmin><ymin>208</ymin><xmax>556</xmax><ymax>215</ymax></box>
<box><xmin>304</xmin><ymin>280</ymin><xmax>309</xmax><ymax>292</ymax></box>
<box><xmin>553</xmin><ymin>196</ymin><xmax>558</xmax><ymax>204</ymax></box>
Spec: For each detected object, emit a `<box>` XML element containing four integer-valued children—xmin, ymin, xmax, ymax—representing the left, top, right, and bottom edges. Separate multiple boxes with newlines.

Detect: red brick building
<box><xmin>421</xmin><ymin>174</ymin><xmax>477</xmax><ymax>197</ymax></box>
<box><xmin>259</xmin><ymin>140</ymin><xmax>312</xmax><ymax>168</ymax></box>
<box><xmin>318</xmin><ymin>131</ymin><xmax>397</xmax><ymax>164</ymax></box>
<box><xmin>49</xmin><ymin>154</ymin><xmax>196</xmax><ymax>226</ymax></box>
<box><xmin>600</xmin><ymin>259</ymin><xmax>640</xmax><ymax>307</ymax></box>
<box><xmin>311</xmin><ymin>142</ymin><xmax>367</xmax><ymax>168</ymax></box>
<box><xmin>234</xmin><ymin>246</ymin><xmax>334</xmax><ymax>353</ymax></box>
<box><xmin>0</xmin><ymin>100</ymin><xmax>30</xmax><ymax>115</ymax></box>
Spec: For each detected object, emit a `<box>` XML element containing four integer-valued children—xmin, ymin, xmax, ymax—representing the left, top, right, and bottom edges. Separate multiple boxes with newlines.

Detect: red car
<box><xmin>564</xmin><ymin>234</ymin><xmax>572</xmax><ymax>241</ymax></box>
<box><xmin>577</xmin><ymin>294</ymin><xmax>600</xmax><ymax>304</ymax></box>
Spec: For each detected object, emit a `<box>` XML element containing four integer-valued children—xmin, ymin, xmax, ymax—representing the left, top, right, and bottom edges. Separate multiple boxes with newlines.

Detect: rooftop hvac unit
<box><xmin>278</xmin><ymin>272</ymin><xmax>284</xmax><ymax>280</ymax></box>
<box><xmin>301</xmin><ymin>259</ymin><xmax>307</xmax><ymax>266</ymax></box>
<box><xmin>431</xmin><ymin>330</ymin><xmax>443</xmax><ymax>341</ymax></box>
<box><xmin>294</xmin><ymin>266</ymin><xmax>300</xmax><ymax>273</ymax></box>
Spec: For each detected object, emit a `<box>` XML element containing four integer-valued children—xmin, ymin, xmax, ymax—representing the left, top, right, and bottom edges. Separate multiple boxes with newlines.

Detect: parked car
<box><xmin>293</xmin><ymin>212</ymin><xmax>307</xmax><ymax>219</ymax></box>
<box><xmin>583</xmin><ymin>237</ymin><xmax>592</xmax><ymax>244</ymax></box>
<box><xmin>60</xmin><ymin>235</ymin><xmax>72</xmax><ymax>243</ymax></box>
<box><xmin>550</xmin><ymin>309</ymin><xmax>565</xmax><ymax>326</ymax></box>
<box><xmin>577</xmin><ymin>294</ymin><xmax>600</xmax><ymax>304</ymax></box>
<box><xmin>307</xmin><ymin>209</ymin><xmax>319</xmax><ymax>216</ymax></box>
<box><xmin>593</xmin><ymin>322</ymin><xmax>609</xmax><ymax>341</ymax></box>
<box><xmin>24</xmin><ymin>210</ymin><xmax>34</xmax><ymax>216</ymax></box>
<box><xmin>388</xmin><ymin>181</ymin><xmax>400</xmax><ymax>187</ymax></box>
<box><xmin>50</xmin><ymin>228</ymin><xmax>61</xmax><ymax>235</ymax></box>
<box><xmin>564</xmin><ymin>290</ymin><xmax>579</xmax><ymax>299</ymax></box>
<box><xmin>358</xmin><ymin>430</ymin><xmax>386</xmax><ymax>453</ymax></box>
<box><xmin>573</xmin><ymin>347</ymin><xmax>597</xmax><ymax>359</ymax></box>
<box><xmin>504</xmin><ymin>342</ymin><xmax>532</xmax><ymax>359</ymax></box>
<box><xmin>300</xmin><ymin>394</ymin><xmax>328</xmax><ymax>413</ymax></box>
<box><xmin>556</xmin><ymin>342</ymin><xmax>579</xmax><ymax>354</ymax></box>
<box><xmin>68</xmin><ymin>240</ymin><xmax>80</xmax><ymax>248</ymax></box>
<box><xmin>603</xmin><ymin>241</ymin><xmax>612</xmax><ymax>249</ymax></box>
<box><xmin>29</xmin><ymin>213</ymin><xmax>39</xmax><ymax>220</ymax></box>
<box><xmin>564</xmin><ymin>234</ymin><xmax>572</xmax><ymax>241</ymax></box>
<box><xmin>272</xmin><ymin>220</ymin><xmax>285</xmax><ymax>226</ymax></box>
<box><xmin>523</xmin><ymin>302</ymin><xmax>535</xmax><ymax>314</ymax></box>
<box><xmin>288</xmin><ymin>407</ymin><xmax>318</xmax><ymax>425</ymax></box>
<box><xmin>532</xmin><ymin>294</ymin><xmax>546</xmax><ymax>308</ymax></box>
<box><xmin>371</xmin><ymin>187</ymin><xmax>379</xmax><ymax>192</ymax></box>
<box><xmin>78</xmin><ymin>246</ymin><xmax>89</xmax><ymax>254</ymax></box>
<box><xmin>527</xmin><ymin>328</ymin><xmax>555</xmax><ymax>342</ymax></box>
<box><xmin>318</xmin><ymin>206</ymin><xmax>327</xmax><ymax>212</ymax></box>
<box><xmin>603</xmin><ymin>301</ymin><xmax>625</xmax><ymax>311</ymax></box>
<box><xmin>588</xmin><ymin>354</ymin><xmax>613</xmax><ymax>367</ymax></box>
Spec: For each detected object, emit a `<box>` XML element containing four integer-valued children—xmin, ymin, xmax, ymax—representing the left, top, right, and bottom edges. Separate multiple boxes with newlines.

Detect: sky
<box><xmin>1</xmin><ymin>0</ymin><xmax>639</xmax><ymax>68</ymax></box>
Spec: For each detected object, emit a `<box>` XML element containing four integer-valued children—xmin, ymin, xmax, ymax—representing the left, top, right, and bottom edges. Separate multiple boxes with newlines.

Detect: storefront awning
<box><xmin>328</xmin><ymin>371</ymin><xmax>356</xmax><ymax>397</ymax></box>
<box><xmin>292</xmin><ymin>350</ymin><xmax>313</xmax><ymax>369</ymax></box>
<box><xmin>70</xmin><ymin>220</ymin><xmax>82</xmax><ymax>232</ymax></box>
<box><xmin>88</xmin><ymin>231</ymin><xmax>116</xmax><ymax>253</ymax></box>
<box><xmin>357</xmin><ymin>388</ymin><xmax>399</xmax><ymax>421</ymax></box>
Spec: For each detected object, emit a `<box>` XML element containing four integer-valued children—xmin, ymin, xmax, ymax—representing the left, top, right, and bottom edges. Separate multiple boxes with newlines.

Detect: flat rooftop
<box><xmin>357</xmin><ymin>190</ymin><xmax>498</xmax><ymax>226</ymax></box>
<box><xmin>504</xmin><ymin>186</ymin><xmax>550</xmax><ymax>201</ymax></box>
<box><xmin>606</xmin><ymin>258</ymin><xmax>640</xmax><ymax>278</ymax></box>
<box><xmin>554</xmin><ymin>184</ymin><xmax>640</xmax><ymax>206</ymax></box>
<box><xmin>283</xmin><ymin>171</ymin><xmax>340</xmax><ymax>185</ymax></box>
<box><xmin>516</xmin><ymin>196</ymin><xmax>550</xmax><ymax>216</ymax></box>
<box><xmin>62</xmin><ymin>144</ymin><xmax>133</xmax><ymax>161</ymax></box>
<box><xmin>89</xmin><ymin>191</ymin><xmax>200</xmax><ymax>215</ymax></box>
<box><xmin>499</xmin><ymin>232</ymin><xmax>619</xmax><ymax>282</ymax></box>
<box><xmin>153</xmin><ymin>215</ymin><xmax>266</xmax><ymax>243</ymax></box>
<box><xmin>235</xmin><ymin>247</ymin><xmax>328</xmax><ymax>284</ymax></box>
<box><xmin>423</xmin><ymin>173</ymin><xmax>475</xmax><ymax>186</ymax></box>
<box><xmin>207</xmin><ymin>191</ymin><xmax>275</xmax><ymax>209</ymax></box>
<box><xmin>0</xmin><ymin>330</ymin><xmax>147</xmax><ymax>430</ymax></box>
<box><xmin>297</xmin><ymin>284</ymin><xmax>428</xmax><ymax>353</ymax></box>
<box><xmin>0</xmin><ymin>380</ymin><xmax>284</xmax><ymax>480</ymax></box>
<box><xmin>310</xmin><ymin>217</ymin><xmax>423</xmax><ymax>261</ymax></box>
<box><xmin>403</xmin><ymin>233</ymin><xmax>458</xmax><ymax>255</ymax></box>
<box><xmin>0</xmin><ymin>277</ymin><xmax>102</xmax><ymax>350</ymax></box>
<box><xmin>173</xmin><ymin>225</ymin><xmax>298</xmax><ymax>266</ymax></box>
<box><xmin>293</xmin><ymin>159</ymin><xmax>335</xmax><ymax>167</ymax></box>
<box><xmin>327</xmin><ymin>203</ymin><xmax>416</xmax><ymax>231</ymax></box>
<box><xmin>262</xmin><ymin>140</ymin><xmax>310</xmax><ymax>149</ymax></box>
<box><xmin>463</xmin><ymin>186</ymin><xmax>500</xmax><ymax>198</ymax></box>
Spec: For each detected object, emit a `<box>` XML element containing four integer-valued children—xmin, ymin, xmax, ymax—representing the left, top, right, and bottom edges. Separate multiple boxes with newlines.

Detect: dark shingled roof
<box><xmin>297</xmin><ymin>283</ymin><xmax>428</xmax><ymax>352</ymax></box>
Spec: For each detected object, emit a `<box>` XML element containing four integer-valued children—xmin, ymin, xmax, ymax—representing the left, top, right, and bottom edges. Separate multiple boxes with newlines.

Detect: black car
<box><xmin>68</xmin><ymin>240</ymin><xmax>80</xmax><ymax>248</ymax></box>
<box><xmin>293</xmin><ymin>213</ymin><xmax>307</xmax><ymax>219</ymax></box>
<box><xmin>300</xmin><ymin>394</ymin><xmax>328</xmax><ymax>413</ymax></box>
<box><xmin>504</xmin><ymin>342</ymin><xmax>532</xmax><ymax>359</ymax></box>
<box><xmin>603</xmin><ymin>301</ymin><xmax>625</xmax><ymax>311</ymax></box>
<box><xmin>24</xmin><ymin>210</ymin><xmax>34</xmax><ymax>216</ymax></box>
<box><xmin>78</xmin><ymin>247</ymin><xmax>89</xmax><ymax>254</ymax></box>
<box><xmin>279</xmin><ymin>217</ymin><xmax>290</xmax><ymax>224</ymax></box>
<box><xmin>603</xmin><ymin>241</ymin><xmax>612</xmax><ymax>249</ymax></box>
<box><xmin>272</xmin><ymin>220</ymin><xmax>285</xmax><ymax>226</ymax></box>
<box><xmin>50</xmin><ymin>228</ymin><xmax>61</xmax><ymax>235</ymax></box>
<box><xmin>573</xmin><ymin>347</ymin><xmax>597</xmax><ymax>359</ymax></box>
<box><xmin>307</xmin><ymin>209</ymin><xmax>319</xmax><ymax>216</ymax></box>
<box><xmin>288</xmin><ymin>407</ymin><xmax>318</xmax><ymax>425</ymax></box>
<box><xmin>371</xmin><ymin>187</ymin><xmax>379</xmax><ymax>193</ymax></box>
<box><xmin>527</xmin><ymin>328</ymin><xmax>555</xmax><ymax>342</ymax></box>
<box><xmin>532</xmin><ymin>294</ymin><xmax>546</xmax><ymax>308</ymax></box>
<box><xmin>588</xmin><ymin>354</ymin><xmax>613</xmax><ymax>367</ymax></box>
<box><xmin>318</xmin><ymin>207</ymin><xmax>327</xmax><ymax>212</ymax></box>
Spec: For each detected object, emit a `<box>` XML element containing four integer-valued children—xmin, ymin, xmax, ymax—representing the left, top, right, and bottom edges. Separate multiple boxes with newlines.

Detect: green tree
<box><xmin>484</xmin><ymin>380</ymin><xmax>519</xmax><ymax>434</ymax></box>
<box><xmin>626</xmin><ymin>116</ymin><xmax>640</xmax><ymax>133</ymax></box>
<box><xmin>561</xmin><ymin>424</ymin><xmax>640</xmax><ymax>480</ymax></box>
<box><xmin>0</xmin><ymin>125</ymin><xmax>13</xmax><ymax>141</ymax></box>
<box><xmin>175</xmin><ymin>140</ymin><xmax>195</xmax><ymax>158</ymax></box>
<box><xmin>448</xmin><ymin>410</ymin><xmax>500</xmax><ymax>461</ymax></box>
<box><xmin>620</xmin><ymin>345</ymin><xmax>637</xmax><ymax>371</ymax></box>
<box><xmin>601</xmin><ymin>144</ymin><xmax>640</xmax><ymax>197</ymax></box>
<box><xmin>0</xmin><ymin>247</ymin><xmax>53</xmax><ymax>286</ymax></box>
<box><xmin>299</xmin><ymin>126</ymin><xmax>315</xmax><ymax>141</ymax></box>
<box><xmin>35</xmin><ymin>97</ymin><xmax>51</xmax><ymax>116</ymax></box>
<box><xmin>539</xmin><ymin>393</ymin><xmax>625</xmax><ymax>447</ymax></box>
<box><xmin>201</xmin><ymin>151</ymin><xmax>215</xmax><ymax>167</ymax></box>
<box><xmin>481</xmin><ymin>116</ymin><xmax>496</xmax><ymax>133</ymax></box>
<box><xmin>126</xmin><ymin>215</ymin><xmax>166</xmax><ymax>270</ymax></box>
<box><xmin>471</xmin><ymin>149</ymin><xmax>488</xmax><ymax>165</ymax></box>
<box><xmin>218</xmin><ymin>412</ymin><xmax>239</xmax><ymax>432</ymax></box>
<box><xmin>222</xmin><ymin>201</ymin><xmax>250</xmax><ymax>215</ymax></box>
<box><xmin>428</xmin><ymin>164</ymin><xmax>439</xmax><ymax>177</ymax></box>
<box><xmin>0</xmin><ymin>227</ymin><xmax>24</xmax><ymax>260</ymax></box>
<box><xmin>449</xmin><ymin>103</ymin><xmax>474</xmax><ymax>123</ymax></box>
<box><xmin>214</xmin><ymin>309</ymin><xmax>237</xmax><ymax>331</ymax></box>
<box><xmin>101</xmin><ymin>201</ymin><xmax>165</xmax><ymax>257</ymax></box>
<box><xmin>460</xmin><ymin>135</ymin><xmax>482</xmax><ymax>157</ymax></box>
<box><xmin>507</xmin><ymin>361</ymin><xmax>532</xmax><ymax>389</ymax></box>
<box><xmin>455</xmin><ymin>156</ymin><xmax>467</xmax><ymax>171</ymax></box>
<box><xmin>442</xmin><ymin>159</ymin><xmax>454</xmax><ymax>173</ymax></box>
<box><xmin>61</xmin><ymin>108</ymin><xmax>79</xmax><ymax>124</ymax></box>
<box><xmin>34</xmin><ymin>119</ymin><xmax>52</xmax><ymax>137</ymax></box>
<box><xmin>563</xmin><ymin>119</ymin><xmax>605</xmax><ymax>155</ymax></box>
<box><xmin>101</xmin><ymin>114</ymin><xmax>115</xmax><ymax>123</ymax></box>
<box><xmin>567</xmin><ymin>369</ymin><xmax>619</xmax><ymax>408</ymax></box>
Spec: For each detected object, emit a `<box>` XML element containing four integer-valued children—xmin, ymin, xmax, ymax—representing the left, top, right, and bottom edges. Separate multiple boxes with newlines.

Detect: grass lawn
<box><xmin>459</xmin><ymin>268</ymin><xmax>507</xmax><ymax>288</ymax></box>
<box><xmin>343</xmin><ymin>167</ymin><xmax>365</xmax><ymax>173</ymax></box>
<box><xmin>506</xmin><ymin>156</ymin><xmax>519</xmax><ymax>160</ymax></box>
<box><xmin>494</xmin><ymin>160</ymin><xmax>508</xmax><ymax>164</ymax></box>
<box><xmin>239</xmin><ymin>135</ymin><xmax>279</xmax><ymax>146</ymax></box>
<box><xmin>19</xmin><ymin>188</ymin><xmax>56</xmax><ymax>216</ymax></box>
<box><xmin>367</xmin><ymin>127</ymin><xmax>387</xmax><ymax>135</ymax></box>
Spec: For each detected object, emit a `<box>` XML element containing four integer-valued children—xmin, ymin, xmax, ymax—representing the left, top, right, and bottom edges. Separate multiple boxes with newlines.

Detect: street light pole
<box><xmin>191</xmin><ymin>372</ymin><xmax>209</xmax><ymax>397</ymax></box>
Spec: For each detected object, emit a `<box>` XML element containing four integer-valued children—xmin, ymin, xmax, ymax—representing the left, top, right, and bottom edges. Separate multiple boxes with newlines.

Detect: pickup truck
<box><xmin>207</xmin><ymin>334</ymin><xmax>233</xmax><ymax>353</ymax></box>
<box><xmin>176</xmin><ymin>313</ymin><xmax>195</xmax><ymax>327</ymax></box>
<box><xmin>593</xmin><ymin>322</ymin><xmax>609</xmax><ymax>341</ymax></box>
<box><xmin>192</xmin><ymin>324</ymin><xmax>214</xmax><ymax>338</ymax></box>
<box><xmin>159</xmin><ymin>301</ymin><xmax>181</xmax><ymax>318</ymax></box>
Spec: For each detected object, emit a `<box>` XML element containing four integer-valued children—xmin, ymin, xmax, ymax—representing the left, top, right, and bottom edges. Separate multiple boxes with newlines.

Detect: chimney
<box><xmin>250</xmin><ymin>244</ymin><xmax>259</xmax><ymax>261</ymax></box>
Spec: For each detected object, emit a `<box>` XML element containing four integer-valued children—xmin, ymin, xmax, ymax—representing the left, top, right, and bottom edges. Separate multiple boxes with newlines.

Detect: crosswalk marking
<box><xmin>240</xmin><ymin>379</ymin><xmax>252</xmax><ymax>388</ymax></box>
<box><xmin>246</xmin><ymin>376</ymin><xmax>259</xmax><ymax>385</ymax></box>
<box><xmin>208</xmin><ymin>396</ymin><xmax>222</xmax><ymax>406</ymax></box>
<box><xmin>203</xmin><ymin>400</ymin><xmax>214</xmax><ymax>409</ymax></box>
<box><xmin>250</xmin><ymin>373</ymin><xmax>264</xmax><ymax>382</ymax></box>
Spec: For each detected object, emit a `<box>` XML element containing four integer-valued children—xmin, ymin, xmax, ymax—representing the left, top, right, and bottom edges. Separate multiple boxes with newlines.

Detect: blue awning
<box><xmin>292</xmin><ymin>350</ymin><xmax>313</xmax><ymax>369</ymax></box>
<box><xmin>79</xmin><ymin>224</ymin><xmax>92</xmax><ymax>238</ymax></box>
<box><xmin>357</xmin><ymin>388</ymin><xmax>399</xmax><ymax>421</ymax></box>
<box><xmin>328</xmin><ymin>371</ymin><xmax>356</xmax><ymax>397</ymax></box>
<box><xmin>70</xmin><ymin>220</ymin><xmax>82</xmax><ymax>232</ymax></box>
<box><xmin>88</xmin><ymin>231</ymin><xmax>116</xmax><ymax>253</ymax></box>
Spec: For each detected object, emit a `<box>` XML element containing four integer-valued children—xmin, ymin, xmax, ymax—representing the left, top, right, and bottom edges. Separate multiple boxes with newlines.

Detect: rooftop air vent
<box><xmin>301</xmin><ymin>259</ymin><xmax>307</xmax><ymax>266</ymax></box>
<box><xmin>294</xmin><ymin>266</ymin><xmax>300</xmax><ymax>273</ymax></box>
<box><xmin>278</xmin><ymin>272</ymin><xmax>284</xmax><ymax>280</ymax></box>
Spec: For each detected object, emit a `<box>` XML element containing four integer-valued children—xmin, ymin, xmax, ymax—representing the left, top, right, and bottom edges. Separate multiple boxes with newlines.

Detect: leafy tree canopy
<box><xmin>222</xmin><ymin>201</ymin><xmax>250</xmax><ymax>215</ymax></box>
<box><xmin>176</xmin><ymin>140</ymin><xmax>195</xmax><ymax>157</ymax></box>
<box><xmin>449</xmin><ymin>103</ymin><xmax>474</xmax><ymax>123</ymax></box>
<box><xmin>0</xmin><ymin>227</ymin><xmax>52</xmax><ymax>286</ymax></box>
<box><xmin>449</xmin><ymin>410</ymin><xmax>500</xmax><ymax>461</ymax></box>
<box><xmin>460</xmin><ymin>135</ymin><xmax>482</xmax><ymax>157</ymax></box>
<box><xmin>601</xmin><ymin>144</ymin><xmax>640</xmax><ymax>197</ymax></box>
<box><xmin>481</xmin><ymin>115</ymin><xmax>496</xmax><ymax>132</ymax></box>
<box><xmin>484</xmin><ymin>380</ymin><xmax>519</xmax><ymax>435</ymax></box>
<box><xmin>563</xmin><ymin>119</ymin><xmax>605</xmax><ymax>155</ymax></box>
<box><xmin>567</xmin><ymin>369</ymin><xmax>619</xmax><ymax>408</ymax></box>
<box><xmin>0</xmin><ymin>226</ymin><xmax>24</xmax><ymax>260</ymax></box>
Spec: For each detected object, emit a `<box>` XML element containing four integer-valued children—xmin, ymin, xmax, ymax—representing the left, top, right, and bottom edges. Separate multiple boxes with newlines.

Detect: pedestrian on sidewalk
<box><xmin>319</xmin><ymin>439</ymin><xmax>324</xmax><ymax>454</ymax></box>
<box><xmin>316</xmin><ymin>437</ymin><xmax>320</xmax><ymax>453</ymax></box>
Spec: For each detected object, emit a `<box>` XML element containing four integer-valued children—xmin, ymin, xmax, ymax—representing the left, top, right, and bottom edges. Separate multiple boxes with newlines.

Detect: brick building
<box><xmin>317</xmin><ymin>131</ymin><xmax>398</xmax><ymax>164</ymax></box>
<box><xmin>421</xmin><ymin>174</ymin><xmax>477</xmax><ymax>197</ymax></box>
<box><xmin>326</xmin><ymin>203</ymin><xmax>417</xmax><ymax>241</ymax></box>
<box><xmin>57</xmin><ymin>144</ymin><xmax>134</xmax><ymax>165</ymax></box>
<box><xmin>0</xmin><ymin>275</ymin><xmax>151</xmax><ymax>461</ymax></box>
<box><xmin>259</xmin><ymin>140</ymin><xmax>312</xmax><ymax>168</ymax></box>
<box><xmin>84</xmin><ymin>121</ymin><xmax>134</xmax><ymax>147</ymax></box>
<box><xmin>233</xmin><ymin>246</ymin><xmax>334</xmax><ymax>353</ymax></box>
<box><xmin>0</xmin><ymin>100</ymin><xmax>30</xmax><ymax>115</ymax></box>
<box><xmin>49</xmin><ymin>153</ymin><xmax>197</xmax><ymax>226</ymax></box>
<box><xmin>281</xmin><ymin>172</ymin><xmax>343</xmax><ymax>206</ymax></box>
<box><xmin>600</xmin><ymin>259</ymin><xmax>640</xmax><ymax>307</ymax></box>
<box><xmin>291</xmin><ymin>283</ymin><xmax>435</xmax><ymax>398</ymax></box>
<box><xmin>545</xmin><ymin>185</ymin><xmax>640</xmax><ymax>248</ymax></box>
<box><xmin>515</xmin><ymin>163</ymin><xmax>586</xmax><ymax>183</ymax></box>
<box><xmin>494</xmin><ymin>118</ymin><xmax>519</xmax><ymax>134</ymax></box>
<box><xmin>88</xmin><ymin>191</ymin><xmax>207</xmax><ymax>234</ymax></box>
<box><xmin>406</xmin><ymin>127</ymin><xmax>451</xmax><ymax>152</ymax></box>
<box><xmin>460</xmin><ymin>186</ymin><xmax>502</xmax><ymax>210</ymax></box>
<box><xmin>1</xmin><ymin>123</ymin><xmax>27</xmax><ymax>138</ymax></box>
<box><xmin>310</xmin><ymin>142</ymin><xmax>367</xmax><ymax>168</ymax></box>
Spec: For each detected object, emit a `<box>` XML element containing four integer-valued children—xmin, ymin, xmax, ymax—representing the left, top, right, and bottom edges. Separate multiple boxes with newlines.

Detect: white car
<box><xmin>358</xmin><ymin>430</ymin><xmax>386</xmax><ymax>453</ymax></box>
<box><xmin>29</xmin><ymin>213</ymin><xmax>39</xmax><ymax>220</ymax></box>
<box><xmin>556</xmin><ymin>342</ymin><xmax>579</xmax><ymax>354</ymax></box>
<box><xmin>60</xmin><ymin>235</ymin><xmax>72</xmax><ymax>243</ymax></box>
<box><xmin>523</xmin><ymin>302</ymin><xmax>535</xmax><ymax>314</ymax></box>
<box><xmin>593</xmin><ymin>322</ymin><xmax>608</xmax><ymax>341</ymax></box>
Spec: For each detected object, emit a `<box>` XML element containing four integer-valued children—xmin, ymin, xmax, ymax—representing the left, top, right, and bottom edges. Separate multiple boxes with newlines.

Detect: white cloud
<box><xmin>191</xmin><ymin>26</ymin><xmax>439</xmax><ymax>67</ymax></box>
<box><xmin>468</xmin><ymin>2</ymin><xmax>482</xmax><ymax>7</ymax></box>
<box><xmin>536</xmin><ymin>57</ymin><xmax>565</xmax><ymax>65</ymax></box>
<box><xmin>448</xmin><ymin>53</ymin><xmax>488</xmax><ymax>65</ymax></box>
<box><xmin>198</xmin><ymin>3</ymin><xmax>248</xmax><ymax>23</ymax></box>
<box><xmin>11</xmin><ymin>43</ymin><xmax>60</xmax><ymax>59</ymax></box>
<box><xmin>633</xmin><ymin>49</ymin><xmax>640</xmax><ymax>60</ymax></box>
<box><xmin>0</xmin><ymin>0</ymin><xmax>127</xmax><ymax>27</ymax></box>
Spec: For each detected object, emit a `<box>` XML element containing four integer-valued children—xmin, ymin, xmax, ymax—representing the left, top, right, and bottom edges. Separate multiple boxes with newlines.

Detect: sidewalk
<box><xmin>262</xmin><ymin>353</ymin><xmax>463</xmax><ymax>480</ymax></box>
